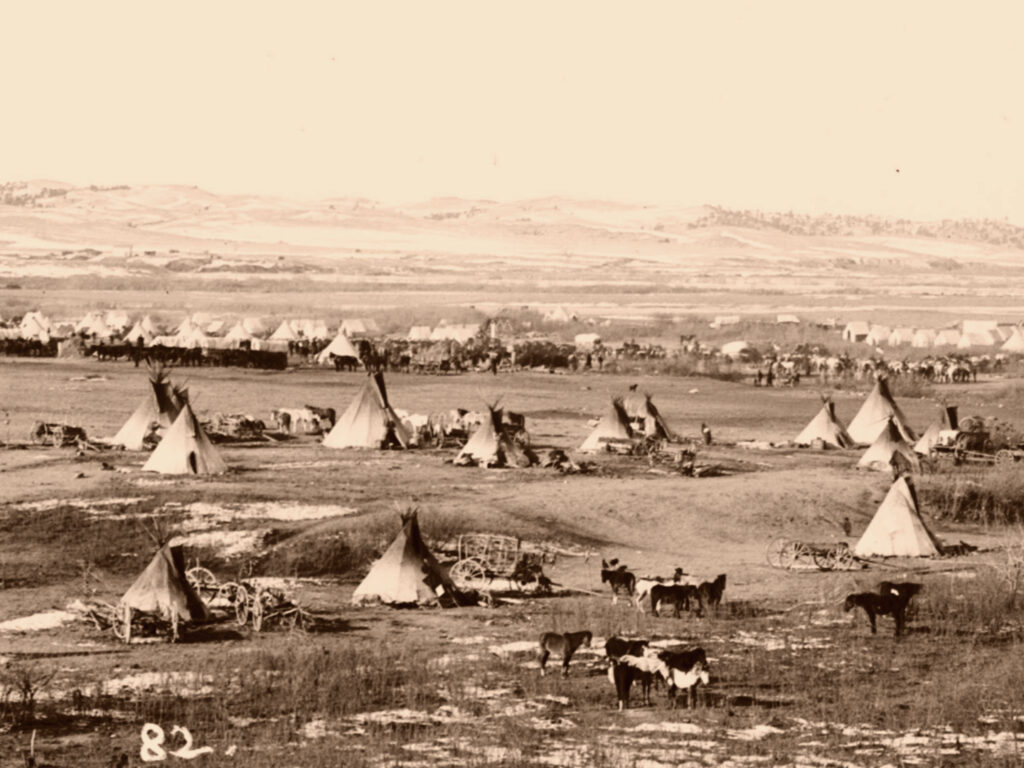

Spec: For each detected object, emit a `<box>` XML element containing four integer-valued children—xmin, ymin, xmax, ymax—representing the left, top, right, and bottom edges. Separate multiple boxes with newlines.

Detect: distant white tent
<box><xmin>720</xmin><ymin>340</ymin><xmax>752</xmax><ymax>360</ymax></box>
<box><xmin>176</xmin><ymin>316</ymin><xmax>197</xmax><ymax>336</ymax></box>
<box><xmin>1002</xmin><ymin>328</ymin><xmax>1024</xmax><ymax>353</ymax></box>
<box><xmin>934</xmin><ymin>328</ymin><xmax>961</xmax><ymax>347</ymax></box>
<box><xmin>204</xmin><ymin>319</ymin><xmax>227</xmax><ymax>336</ymax></box>
<box><xmin>323</xmin><ymin>373</ymin><xmax>410</xmax><ymax>449</ymax></box>
<box><xmin>178</xmin><ymin>327</ymin><xmax>210</xmax><ymax>349</ymax></box>
<box><xmin>776</xmin><ymin>314</ymin><xmax>800</xmax><ymax>324</ymax></box>
<box><xmin>914</xmin><ymin>404</ymin><xmax>959</xmax><ymax>455</ymax></box>
<box><xmin>911</xmin><ymin>329</ymin><xmax>936</xmax><ymax>348</ymax></box>
<box><xmin>316</xmin><ymin>332</ymin><xmax>361</xmax><ymax>364</ymax></box>
<box><xmin>887</xmin><ymin>327</ymin><xmax>915</xmax><ymax>346</ymax></box>
<box><xmin>340</xmin><ymin>318</ymin><xmax>380</xmax><ymax>337</ymax></box>
<box><xmin>408</xmin><ymin>325</ymin><xmax>433</xmax><ymax>341</ymax></box>
<box><xmin>574</xmin><ymin>332</ymin><xmax>601</xmax><ymax>348</ymax></box>
<box><xmin>140</xmin><ymin>315</ymin><xmax>158</xmax><ymax>335</ymax></box>
<box><xmin>430</xmin><ymin>324</ymin><xmax>479</xmax><ymax>343</ymax></box>
<box><xmin>223</xmin><ymin>322</ymin><xmax>253</xmax><ymax>344</ymax></box>
<box><xmin>544</xmin><ymin>306</ymin><xmax>576</xmax><ymax>323</ymax></box>
<box><xmin>19</xmin><ymin>312</ymin><xmax>51</xmax><ymax>340</ymax></box>
<box><xmin>854</xmin><ymin>476</ymin><xmax>942</xmax><ymax>557</ymax></box>
<box><xmin>142</xmin><ymin>402</ymin><xmax>227</xmax><ymax>475</ymax></box>
<box><xmin>242</xmin><ymin>317</ymin><xmax>266</xmax><ymax>337</ymax></box>
<box><xmin>842</xmin><ymin>321</ymin><xmax>870</xmax><ymax>342</ymax></box>
<box><xmin>124</xmin><ymin>321</ymin><xmax>153</xmax><ymax>346</ymax></box>
<box><xmin>105</xmin><ymin>310</ymin><xmax>131</xmax><ymax>331</ymax></box>
<box><xmin>847</xmin><ymin>377</ymin><xmax>915</xmax><ymax>445</ymax></box>
<box><xmin>351</xmin><ymin>510</ymin><xmax>457</xmax><ymax>606</ymax></box>
<box><xmin>958</xmin><ymin>331</ymin><xmax>997</xmax><ymax>349</ymax></box>
<box><xmin>866</xmin><ymin>325</ymin><xmax>891</xmax><ymax>346</ymax></box>
<box><xmin>794</xmin><ymin>398</ymin><xmax>855</xmax><ymax>449</ymax></box>
<box><xmin>857</xmin><ymin>417</ymin><xmax>921</xmax><ymax>473</ymax></box>
<box><xmin>270</xmin><ymin>320</ymin><xmax>298</xmax><ymax>341</ymax></box>
<box><xmin>580</xmin><ymin>398</ymin><xmax>634</xmax><ymax>452</ymax></box>
<box><xmin>961</xmin><ymin>319</ymin><xmax>999</xmax><ymax>335</ymax></box>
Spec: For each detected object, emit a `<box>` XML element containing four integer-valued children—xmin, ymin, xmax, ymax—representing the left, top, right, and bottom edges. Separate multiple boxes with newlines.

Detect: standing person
<box><xmin>701</xmin><ymin>422</ymin><xmax>712</xmax><ymax>445</ymax></box>
<box><xmin>765</xmin><ymin>364</ymin><xmax>774</xmax><ymax>388</ymax></box>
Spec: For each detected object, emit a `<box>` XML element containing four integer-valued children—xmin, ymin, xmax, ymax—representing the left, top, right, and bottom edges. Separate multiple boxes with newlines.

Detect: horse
<box><xmin>538</xmin><ymin>630</ymin><xmax>592</xmax><ymax>677</ymax></box>
<box><xmin>600</xmin><ymin>559</ymin><xmax>636</xmax><ymax>604</ymax></box>
<box><xmin>650</xmin><ymin>583</ymin><xmax>698</xmax><ymax>617</ymax></box>
<box><xmin>844</xmin><ymin>582</ymin><xmax>922</xmax><ymax>636</ymax></box>
<box><xmin>608</xmin><ymin>653</ymin><xmax>667</xmax><ymax>710</ymax></box>
<box><xmin>695</xmin><ymin>574</ymin><xmax>727</xmax><ymax>615</ymax></box>
<box><xmin>659</xmin><ymin>647</ymin><xmax>709</xmax><ymax>709</ymax></box>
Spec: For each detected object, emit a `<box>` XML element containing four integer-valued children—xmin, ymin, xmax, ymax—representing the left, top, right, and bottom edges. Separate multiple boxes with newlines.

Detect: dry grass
<box><xmin>920</xmin><ymin>468</ymin><xmax>1024</xmax><ymax>525</ymax></box>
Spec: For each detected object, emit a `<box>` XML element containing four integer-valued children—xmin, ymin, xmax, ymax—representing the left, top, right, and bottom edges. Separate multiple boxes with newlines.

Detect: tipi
<box><xmin>847</xmin><ymin>376</ymin><xmax>916</xmax><ymax>445</ymax></box>
<box><xmin>913</xmin><ymin>404</ymin><xmax>959</xmax><ymax>455</ymax></box>
<box><xmin>111</xmin><ymin>367</ymin><xmax>185</xmax><ymax>451</ymax></box>
<box><xmin>120</xmin><ymin>543</ymin><xmax>209</xmax><ymax>639</ymax></box>
<box><xmin>316</xmin><ymin>331</ymin><xmax>361</xmax><ymax>365</ymax></box>
<box><xmin>323</xmin><ymin>372</ymin><xmax>410</xmax><ymax>449</ymax></box>
<box><xmin>794</xmin><ymin>398</ymin><xmax>855</xmax><ymax>448</ymax></box>
<box><xmin>1002</xmin><ymin>328</ymin><xmax>1024</xmax><ymax>353</ymax></box>
<box><xmin>455</xmin><ymin>403</ymin><xmax>533</xmax><ymax>467</ymax></box>
<box><xmin>142</xmin><ymin>399</ymin><xmax>227</xmax><ymax>475</ymax></box>
<box><xmin>622</xmin><ymin>386</ymin><xmax>677</xmax><ymax>440</ymax></box>
<box><xmin>270</xmin><ymin>320</ymin><xmax>298</xmax><ymax>341</ymax></box>
<box><xmin>854</xmin><ymin>476</ymin><xmax>943</xmax><ymax>557</ymax></box>
<box><xmin>857</xmin><ymin>417</ymin><xmax>921</xmax><ymax>473</ymax></box>
<box><xmin>351</xmin><ymin>510</ymin><xmax>458</xmax><ymax>606</ymax></box>
<box><xmin>580</xmin><ymin>398</ymin><xmax>634</xmax><ymax>452</ymax></box>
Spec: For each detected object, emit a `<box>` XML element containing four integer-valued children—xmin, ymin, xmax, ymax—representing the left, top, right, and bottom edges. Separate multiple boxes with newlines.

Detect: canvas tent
<box><xmin>408</xmin><ymin>325</ymin><xmax>433</xmax><ymax>341</ymax></box>
<box><xmin>911</xmin><ymin>329</ymin><xmax>936</xmax><ymax>348</ymax></box>
<box><xmin>124</xmin><ymin>321</ymin><xmax>153</xmax><ymax>346</ymax></box>
<box><xmin>934</xmin><ymin>328</ymin><xmax>961</xmax><ymax>347</ymax></box>
<box><xmin>142</xmin><ymin>401</ymin><xmax>227</xmax><ymax>475</ymax></box>
<box><xmin>455</xmin><ymin>403</ymin><xmax>533</xmax><ymax>468</ymax></box>
<box><xmin>323</xmin><ymin>372</ymin><xmax>410</xmax><ymax>449</ymax></box>
<box><xmin>316</xmin><ymin>331</ymin><xmax>361</xmax><ymax>365</ymax></box>
<box><xmin>1002</xmin><ymin>328</ymin><xmax>1024</xmax><ymax>353</ymax></box>
<box><xmin>842</xmin><ymin>321</ymin><xmax>870</xmax><ymax>342</ymax></box>
<box><xmin>857</xmin><ymin>417</ymin><xmax>921</xmax><ymax>473</ymax></box>
<box><xmin>580</xmin><ymin>398</ymin><xmax>634</xmax><ymax>452</ymax></box>
<box><xmin>351</xmin><ymin>510</ymin><xmax>457</xmax><ymax>606</ymax></box>
<box><xmin>854</xmin><ymin>476</ymin><xmax>943</xmax><ymax>557</ymax></box>
<box><xmin>121</xmin><ymin>543</ymin><xmax>210</xmax><ymax>625</ymax></box>
<box><xmin>794</xmin><ymin>398</ymin><xmax>855</xmax><ymax>449</ymax></box>
<box><xmin>913</xmin><ymin>404</ymin><xmax>959</xmax><ymax>455</ymax></box>
<box><xmin>270</xmin><ymin>320</ymin><xmax>298</xmax><ymax>341</ymax></box>
<box><xmin>846</xmin><ymin>377</ymin><xmax>915</xmax><ymax>445</ymax></box>
<box><xmin>111</xmin><ymin>367</ymin><xmax>185</xmax><ymax>450</ymax></box>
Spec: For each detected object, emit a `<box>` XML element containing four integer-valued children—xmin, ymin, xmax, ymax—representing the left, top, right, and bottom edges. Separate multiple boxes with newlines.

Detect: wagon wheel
<box><xmin>111</xmin><ymin>606</ymin><xmax>128</xmax><ymax>642</ymax></box>
<box><xmin>449</xmin><ymin>558</ymin><xmax>487</xmax><ymax>588</ymax></box>
<box><xmin>780</xmin><ymin>542</ymin><xmax>801</xmax><ymax>570</ymax></box>
<box><xmin>250</xmin><ymin>590</ymin><xmax>264</xmax><ymax>632</ymax></box>
<box><xmin>29</xmin><ymin>422</ymin><xmax>46</xmax><ymax>444</ymax></box>
<box><xmin>813</xmin><ymin>546</ymin><xmax>840</xmax><ymax>571</ymax></box>
<box><xmin>833</xmin><ymin>543</ymin><xmax>855</xmax><ymax>571</ymax></box>
<box><xmin>233</xmin><ymin>584</ymin><xmax>250</xmax><ymax>626</ymax></box>
<box><xmin>765</xmin><ymin>538</ymin><xmax>790</xmax><ymax>568</ymax></box>
<box><xmin>187</xmin><ymin>566</ymin><xmax>218</xmax><ymax>592</ymax></box>
<box><xmin>996</xmin><ymin>449</ymin><xmax>1016</xmax><ymax>465</ymax></box>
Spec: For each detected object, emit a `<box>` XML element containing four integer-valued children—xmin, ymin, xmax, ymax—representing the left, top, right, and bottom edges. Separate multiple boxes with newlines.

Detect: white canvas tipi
<box><xmin>270</xmin><ymin>320</ymin><xmax>298</xmax><ymax>341</ymax></box>
<box><xmin>854</xmin><ymin>476</ymin><xmax>942</xmax><ymax>557</ymax></box>
<box><xmin>913</xmin><ymin>405</ymin><xmax>959</xmax><ymax>455</ymax></box>
<box><xmin>121</xmin><ymin>544</ymin><xmax>209</xmax><ymax>624</ymax></box>
<box><xmin>455</xmin><ymin>404</ymin><xmax>532</xmax><ymax>467</ymax></box>
<box><xmin>351</xmin><ymin>511</ymin><xmax>457</xmax><ymax>605</ymax></box>
<box><xmin>142</xmin><ymin>402</ymin><xmax>227</xmax><ymax>475</ymax></box>
<box><xmin>857</xmin><ymin>417</ymin><xmax>921</xmax><ymax>473</ymax></box>
<box><xmin>323</xmin><ymin>372</ymin><xmax>410</xmax><ymax>449</ymax></box>
<box><xmin>316</xmin><ymin>331</ymin><xmax>361</xmax><ymax>365</ymax></box>
<box><xmin>111</xmin><ymin>367</ymin><xmax>184</xmax><ymax>450</ymax></box>
<box><xmin>847</xmin><ymin>377</ymin><xmax>916</xmax><ymax>445</ymax></box>
<box><xmin>794</xmin><ymin>398</ymin><xmax>855</xmax><ymax>448</ymax></box>
<box><xmin>580</xmin><ymin>398</ymin><xmax>634</xmax><ymax>452</ymax></box>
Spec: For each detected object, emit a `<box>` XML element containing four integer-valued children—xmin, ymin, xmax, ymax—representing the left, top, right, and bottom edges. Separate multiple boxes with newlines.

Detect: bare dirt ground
<box><xmin>1</xmin><ymin>358</ymin><xmax>1022</xmax><ymax>767</ymax></box>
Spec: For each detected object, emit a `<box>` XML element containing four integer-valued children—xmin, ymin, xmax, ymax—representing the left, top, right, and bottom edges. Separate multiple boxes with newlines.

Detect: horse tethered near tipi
<box><xmin>29</xmin><ymin>421</ymin><xmax>88</xmax><ymax>447</ymax></box>
<box><xmin>447</xmin><ymin>533</ymin><xmax>553</xmax><ymax>592</ymax></box>
<box><xmin>765</xmin><ymin>538</ymin><xmax>858</xmax><ymax>571</ymax></box>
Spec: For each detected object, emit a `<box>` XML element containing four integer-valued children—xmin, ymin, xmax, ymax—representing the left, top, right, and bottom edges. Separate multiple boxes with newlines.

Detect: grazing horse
<box><xmin>695</xmin><ymin>574</ymin><xmax>727</xmax><ymax>614</ymax></box>
<box><xmin>659</xmin><ymin>647</ymin><xmax>710</xmax><ymax>708</ymax></box>
<box><xmin>650</xmin><ymin>584</ymin><xmax>698</xmax><ymax>617</ymax></box>
<box><xmin>605</xmin><ymin>636</ymin><xmax>649</xmax><ymax>660</ymax></box>
<box><xmin>538</xmin><ymin>630</ymin><xmax>592</xmax><ymax>677</ymax></box>
<box><xmin>608</xmin><ymin>653</ymin><xmax>667</xmax><ymax>710</ymax></box>
<box><xmin>600</xmin><ymin>559</ymin><xmax>636</xmax><ymax>604</ymax></box>
<box><xmin>844</xmin><ymin>582</ymin><xmax>922</xmax><ymax>636</ymax></box>
<box><xmin>633</xmin><ymin>567</ymin><xmax>686</xmax><ymax>612</ymax></box>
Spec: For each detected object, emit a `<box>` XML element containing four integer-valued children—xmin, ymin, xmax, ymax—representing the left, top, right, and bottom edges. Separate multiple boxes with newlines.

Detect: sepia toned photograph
<box><xmin>3</xmin><ymin>2</ymin><xmax>1024</xmax><ymax>766</ymax></box>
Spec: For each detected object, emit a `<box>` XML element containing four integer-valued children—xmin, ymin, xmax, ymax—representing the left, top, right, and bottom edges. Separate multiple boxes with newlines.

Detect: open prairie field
<box><xmin>3</xmin><ymin>357</ymin><xmax>1024</xmax><ymax>767</ymax></box>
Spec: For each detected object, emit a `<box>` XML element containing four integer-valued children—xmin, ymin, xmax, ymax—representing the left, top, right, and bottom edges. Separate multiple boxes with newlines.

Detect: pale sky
<box><xmin>2</xmin><ymin>2</ymin><xmax>1022</xmax><ymax>221</ymax></box>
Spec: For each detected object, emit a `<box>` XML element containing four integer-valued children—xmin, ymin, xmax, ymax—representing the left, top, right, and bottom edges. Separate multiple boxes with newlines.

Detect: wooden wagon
<box><xmin>766</xmin><ymin>538</ymin><xmax>856</xmax><ymax>571</ymax></box>
<box><xmin>447</xmin><ymin>533</ymin><xmax>552</xmax><ymax>591</ymax></box>
<box><xmin>186</xmin><ymin>567</ymin><xmax>310</xmax><ymax>632</ymax></box>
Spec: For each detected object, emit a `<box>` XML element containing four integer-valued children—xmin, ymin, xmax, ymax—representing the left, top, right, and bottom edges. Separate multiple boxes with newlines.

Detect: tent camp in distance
<box><xmin>142</xmin><ymin>400</ymin><xmax>227</xmax><ymax>475</ymax></box>
<box><xmin>847</xmin><ymin>376</ymin><xmax>916</xmax><ymax>445</ymax></box>
<box><xmin>120</xmin><ymin>543</ymin><xmax>209</xmax><ymax>640</ymax></box>
<box><xmin>323</xmin><ymin>372</ymin><xmax>410</xmax><ymax>449</ymax></box>
<box><xmin>854</xmin><ymin>476</ymin><xmax>943</xmax><ymax>557</ymax></box>
<box><xmin>857</xmin><ymin>417</ymin><xmax>921</xmax><ymax>474</ymax></box>
<box><xmin>794</xmin><ymin>398</ymin><xmax>855</xmax><ymax>449</ymax></box>
<box><xmin>111</xmin><ymin>366</ymin><xmax>185</xmax><ymax>451</ymax></box>
<box><xmin>351</xmin><ymin>510</ymin><xmax>458</xmax><ymax>606</ymax></box>
<box><xmin>580</xmin><ymin>398</ymin><xmax>634</xmax><ymax>452</ymax></box>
